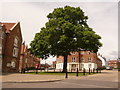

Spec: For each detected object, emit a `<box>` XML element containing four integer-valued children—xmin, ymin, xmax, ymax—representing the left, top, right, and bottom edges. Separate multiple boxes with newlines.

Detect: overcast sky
<box><xmin>1</xmin><ymin>1</ymin><xmax>118</xmax><ymax>64</ymax></box>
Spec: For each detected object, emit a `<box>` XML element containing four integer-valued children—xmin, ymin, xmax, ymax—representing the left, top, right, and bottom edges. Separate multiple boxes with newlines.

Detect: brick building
<box><xmin>107</xmin><ymin>60</ymin><xmax>118</xmax><ymax>68</ymax></box>
<box><xmin>19</xmin><ymin>42</ymin><xmax>40</xmax><ymax>72</ymax></box>
<box><xmin>0</xmin><ymin>22</ymin><xmax>22</xmax><ymax>73</ymax></box>
<box><xmin>56</xmin><ymin>51</ymin><xmax>102</xmax><ymax>71</ymax></box>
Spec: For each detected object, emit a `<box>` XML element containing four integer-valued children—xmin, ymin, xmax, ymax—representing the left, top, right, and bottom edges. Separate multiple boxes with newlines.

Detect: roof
<box><xmin>0</xmin><ymin>22</ymin><xmax>16</xmax><ymax>32</ymax></box>
<box><xmin>108</xmin><ymin>60</ymin><xmax>118</xmax><ymax>63</ymax></box>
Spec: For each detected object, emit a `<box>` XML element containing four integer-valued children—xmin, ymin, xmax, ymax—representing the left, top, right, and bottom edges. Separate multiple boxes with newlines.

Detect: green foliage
<box><xmin>30</xmin><ymin>5</ymin><xmax>102</xmax><ymax>59</ymax></box>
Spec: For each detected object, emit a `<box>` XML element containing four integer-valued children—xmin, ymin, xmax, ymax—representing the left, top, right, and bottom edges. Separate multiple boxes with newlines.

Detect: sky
<box><xmin>0</xmin><ymin>1</ymin><xmax>118</xmax><ymax>64</ymax></box>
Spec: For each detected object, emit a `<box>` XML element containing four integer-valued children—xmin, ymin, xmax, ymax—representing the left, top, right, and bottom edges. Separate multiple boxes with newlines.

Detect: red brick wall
<box><xmin>2</xmin><ymin>22</ymin><xmax>22</xmax><ymax>73</ymax></box>
<box><xmin>108</xmin><ymin>60</ymin><xmax>118</xmax><ymax>68</ymax></box>
<box><xmin>56</xmin><ymin>51</ymin><xmax>98</xmax><ymax>63</ymax></box>
<box><xmin>19</xmin><ymin>44</ymin><xmax>40</xmax><ymax>71</ymax></box>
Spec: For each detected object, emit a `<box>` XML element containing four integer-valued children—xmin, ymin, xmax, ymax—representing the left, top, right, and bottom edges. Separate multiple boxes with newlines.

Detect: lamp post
<box><xmin>78</xmin><ymin>48</ymin><xmax>81</xmax><ymax>71</ymax></box>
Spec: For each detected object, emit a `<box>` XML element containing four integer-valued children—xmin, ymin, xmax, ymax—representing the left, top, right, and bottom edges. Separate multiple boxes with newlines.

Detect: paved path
<box><xmin>2</xmin><ymin>73</ymin><xmax>65</xmax><ymax>83</ymax></box>
<box><xmin>2</xmin><ymin>70</ymin><xmax>119</xmax><ymax>88</ymax></box>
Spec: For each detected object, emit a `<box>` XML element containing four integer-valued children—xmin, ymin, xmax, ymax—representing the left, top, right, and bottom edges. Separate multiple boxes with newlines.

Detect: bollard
<box><xmin>99</xmin><ymin>69</ymin><xmax>101</xmax><ymax>73</ymax></box>
<box><xmin>83</xmin><ymin>68</ymin><xmax>85</xmax><ymax>75</ymax></box>
<box><xmin>65</xmin><ymin>69</ymin><xmax>68</xmax><ymax>78</ymax></box>
<box><xmin>47</xmin><ymin>68</ymin><xmax>48</xmax><ymax>72</ymax></box>
<box><xmin>54</xmin><ymin>68</ymin><xmax>55</xmax><ymax>72</ymax></box>
<box><xmin>23</xmin><ymin>68</ymin><xmax>25</xmax><ymax>74</ymax></box>
<box><xmin>76</xmin><ymin>68</ymin><xmax>79</xmax><ymax>77</ymax></box>
<box><xmin>96</xmin><ymin>68</ymin><xmax>98</xmax><ymax>73</ymax></box>
<box><xmin>89</xmin><ymin>68</ymin><xmax>90</xmax><ymax>75</ymax></box>
<box><xmin>93</xmin><ymin>68</ymin><xmax>95</xmax><ymax>74</ymax></box>
<box><xmin>91</xmin><ymin>69</ymin><xmax>92</xmax><ymax>73</ymax></box>
<box><xmin>36</xmin><ymin>69</ymin><xmax>38</xmax><ymax>74</ymax></box>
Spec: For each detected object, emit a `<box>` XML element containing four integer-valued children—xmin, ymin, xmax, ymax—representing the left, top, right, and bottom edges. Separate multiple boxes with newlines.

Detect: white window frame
<box><xmin>88</xmin><ymin>57</ymin><xmax>92</xmax><ymax>62</ymax></box>
<box><xmin>14</xmin><ymin>37</ymin><xmax>18</xmax><ymax>47</ymax></box>
<box><xmin>13</xmin><ymin>47</ymin><xmax>18</xmax><ymax>57</ymax></box>
<box><xmin>25</xmin><ymin>58</ymin><xmax>27</xmax><ymax>63</ymax></box>
<box><xmin>81</xmin><ymin>57</ymin><xmax>84</xmax><ymax>62</ymax></box>
<box><xmin>81</xmin><ymin>64</ymin><xmax>84</xmax><ymax>68</ymax></box>
<box><xmin>88</xmin><ymin>64</ymin><xmax>92</xmax><ymax>68</ymax></box>
<box><xmin>11</xmin><ymin>61</ymin><xmax>16</xmax><ymax>68</ymax></box>
<box><xmin>72</xmin><ymin>57</ymin><xmax>76</xmax><ymax>62</ymax></box>
<box><xmin>72</xmin><ymin>52</ymin><xmax>76</xmax><ymax>55</ymax></box>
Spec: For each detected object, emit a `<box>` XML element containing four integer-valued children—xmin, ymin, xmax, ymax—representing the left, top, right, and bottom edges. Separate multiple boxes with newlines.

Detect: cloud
<box><xmin>1</xmin><ymin>2</ymin><xmax>118</xmax><ymax>61</ymax></box>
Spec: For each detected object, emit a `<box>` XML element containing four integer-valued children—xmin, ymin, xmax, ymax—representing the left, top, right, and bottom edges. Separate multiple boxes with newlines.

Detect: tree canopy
<box><xmin>30</xmin><ymin>6</ymin><xmax>102</xmax><ymax>72</ymax></box>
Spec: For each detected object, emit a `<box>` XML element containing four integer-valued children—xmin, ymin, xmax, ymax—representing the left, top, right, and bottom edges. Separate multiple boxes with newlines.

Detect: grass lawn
<box><xmin>25</xmin><ymin>71</ymin><xmax>98</xmax><ymax>76</ymax></box>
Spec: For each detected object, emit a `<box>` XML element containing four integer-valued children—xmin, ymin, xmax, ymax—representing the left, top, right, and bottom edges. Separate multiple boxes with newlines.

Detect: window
<box><xmin>88</xmin><ymin>57</ymin><xmax>92</xmax><ymax>62</ymax></box>
<box><xmin>11</xmin><ymin>61</ymin><xmax>16</xmax><ymax>68</ymax></box>
<box><xmin>0</xmin><ymin>26</ymin><xmax>2</xmax><ymax>30</ymax></box>
<box><xmin>13</xmin><ymin>47</ymin><xmax>18</xmax><ymax>57</ymax></box>
<box><xmin>72</xmin><ymin>57</ymin><xmax>76</xmax><ymax>62</ymax></box>
<box><xmin>81</xmin><ymin>64</ymin><xmax>84</xmax><ymax>68</ymax></box>
<box><xmin>0</xmin><ymin>31</ymin><xmax>5</xmax><ymax>39</ymax></box>
<box><xmin>88</xmin><ymin>64</ymin><xmax>92</xmax><ymax>68</ymax></box>
<box><xmin>81</xmin><ymin>51</ymin><xmax>84</xmax><ymax>55</ymax></box>
<box><xmin>0</xmin><ymin>50</ymin><xmax>1</xmax><ymax>54</ymax></box>
<box><xmin>0</xmin><ymin>43</ymin><xmax>2</xmax><ymax>49</ymax></box>
<box><xmin>72</xmin><ymin>52</ymin><xmax>76</xmax><ymax>55</ymax></box>
<box><xmin>88</xmin><ymin>51</ymin><xmax>91</xmax><ymax>54</ymax></box>
<box><xmin>14</xmin><ymin>37</ymin><xmax>18</xmax><ymax>47</ymax></box>
<box><xmin>25</xmin><ymin>59</ymin><xmax>27</xmax><ymax>63</ymax></box>
<box><xmin>81</xmin><ymin>57</ymin><xmax>84</xmax><ymax>62</ymax></box>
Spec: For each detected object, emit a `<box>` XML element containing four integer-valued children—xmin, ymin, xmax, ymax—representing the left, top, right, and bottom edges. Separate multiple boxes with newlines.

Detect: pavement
<box><xmin>2</xmin><ymin>73</ymin><xmax>65</xmax><ymax>83</ymax></box>
<box><xmin>1</xmin><ymin>70</ymin><xmax>118</xmax><ymax>83</ymax></box>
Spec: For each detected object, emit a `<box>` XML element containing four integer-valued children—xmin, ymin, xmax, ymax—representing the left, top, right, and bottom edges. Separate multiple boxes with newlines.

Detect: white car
<box><xmin>106</xmin><ymin>66</ymin><xmax>112</xmax><ymax>70</ymax></box>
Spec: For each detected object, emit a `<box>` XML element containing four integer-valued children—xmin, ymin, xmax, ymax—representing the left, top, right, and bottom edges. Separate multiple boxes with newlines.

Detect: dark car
<box><xmin>48</xmin><ymin>67</ymin><xmax>55</xmax><ymax>70</ymax></box>
<box><xmin>38</xmin><ymin>67</ymin><xmax>45</xmax><ymax>70</ymax></box>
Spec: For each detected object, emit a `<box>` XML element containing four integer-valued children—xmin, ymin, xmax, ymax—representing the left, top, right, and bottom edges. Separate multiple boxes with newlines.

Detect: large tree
<box><xmin>30</xmin><ymin>6</ymin><xmax>102</xmax><ymax>72</ymax></box>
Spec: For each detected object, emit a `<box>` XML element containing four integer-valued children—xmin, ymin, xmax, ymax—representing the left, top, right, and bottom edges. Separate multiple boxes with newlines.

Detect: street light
<box><xmin>78</xmin><ymin>48</ymin><xmax>81</xmax><ymax>71</ymax></box>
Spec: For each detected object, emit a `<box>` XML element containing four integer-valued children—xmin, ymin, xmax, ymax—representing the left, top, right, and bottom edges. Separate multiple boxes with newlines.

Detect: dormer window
<box><xmin>72</xmin><ymin>57</ymin><xmax>76</xmax><ymax>62</ymax></box>
<box><xmin>88</xmin><ymin>51</ymin><xmax>91</xmax><ymax>54</ymax></box>
<box><xmin>72</xmin><ymin>52</ymin><xmax>75</xmax><ymax>55</ymax></box>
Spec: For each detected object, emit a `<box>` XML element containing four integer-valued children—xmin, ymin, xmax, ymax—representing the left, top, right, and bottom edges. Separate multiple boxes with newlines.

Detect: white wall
<box><xmin>80</xmin><ymin>63</ymin><xmax>97</xmax><ymax>70</ymax></box>
<box><xmin>56</xmin><ymin>62</ymin><xmax>97</xmax><ymax>70</ymax></box>
<box><xmin>98</xmin><ymin>56</ymin><xmax>106</xmax><ymax>66</ymax></box>
<box><xmin>56</xmin><ymin>63</ymin><xmax>63</xmax><ymax>69</ymax></box>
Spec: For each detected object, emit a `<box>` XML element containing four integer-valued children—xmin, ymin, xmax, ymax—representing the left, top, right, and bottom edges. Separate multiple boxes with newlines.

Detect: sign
<box><xmin>35</xmin><ymin>64</ymin><xmax>39</xmax><ymax>69</ymax></box>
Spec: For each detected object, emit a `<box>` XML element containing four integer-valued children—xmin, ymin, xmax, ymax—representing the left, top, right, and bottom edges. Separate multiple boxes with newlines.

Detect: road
<box><xmin>2</xmin><ymin>70</ymin><xmax>119</xmax><ymax>88</ymax></box>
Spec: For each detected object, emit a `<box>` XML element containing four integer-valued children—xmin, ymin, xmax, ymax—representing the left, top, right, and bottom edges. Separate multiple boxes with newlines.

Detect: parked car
<box><xmin>38</xmin><ymin>67</ymin><xmax>45</xmax><ymax>70</ymax></box>
<box><xmin>106</xmin><ymin>66</ymin><xmax>113</xmax><ymax>70</ymax></box>
<box><xmin>48</xmin><ymin>67</ymin><xmax>55</xmax><ymax>70</ymax></box>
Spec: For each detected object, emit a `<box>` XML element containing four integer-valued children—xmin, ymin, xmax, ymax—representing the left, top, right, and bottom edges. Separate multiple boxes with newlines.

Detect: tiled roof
<box><xmin>108</xmin><ymin>60</ymin><xmax>118</xmax><ymax>63</ymax></box>
<box><xmin>0</xmin><ymin>22</ymin><xmax>16</xmax><ymax>32</ymax></box>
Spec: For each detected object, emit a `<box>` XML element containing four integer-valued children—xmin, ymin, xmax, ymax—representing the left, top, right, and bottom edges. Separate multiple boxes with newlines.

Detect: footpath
<box><xmin>2</xmin><ymin>73</ymin><xmax>65</xmax><ymax>83</ymax></box>
<box><xmin>1</xmin><ymin>70</ymin><xmax>118</xmax><ymax>83</ymax></box>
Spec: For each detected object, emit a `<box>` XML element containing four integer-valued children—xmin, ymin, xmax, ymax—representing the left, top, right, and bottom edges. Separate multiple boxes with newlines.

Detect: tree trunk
<box><xmin>62</xmin><ymin>55</ymin><xmax>68</xmax><ymax>73</ymax></box>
